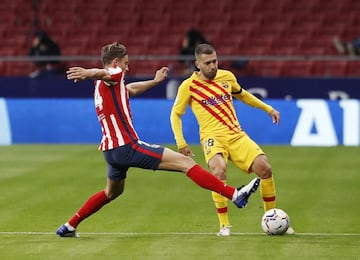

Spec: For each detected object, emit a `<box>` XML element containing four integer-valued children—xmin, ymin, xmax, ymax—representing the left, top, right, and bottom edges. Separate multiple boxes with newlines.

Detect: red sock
<box><xmin>186</xmin><ymin>165</ymin><xmax>236</xmax><ymax>200</ymax></box>
<box><xmin>68</xmin><ymin>190</ymin><xmax>110</xmax><ymax>228</ymax></box>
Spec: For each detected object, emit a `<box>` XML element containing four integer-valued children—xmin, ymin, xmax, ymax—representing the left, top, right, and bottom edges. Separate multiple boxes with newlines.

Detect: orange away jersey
<box><xmin>172</xmin><ymin>69</ymin><xmax>243</xmax><ymax>138</ymax></box>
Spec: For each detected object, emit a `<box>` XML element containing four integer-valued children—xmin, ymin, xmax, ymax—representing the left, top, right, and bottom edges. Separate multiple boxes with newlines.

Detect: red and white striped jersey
<box><xmin>94</xmin><ymin>67</ymin><xmax>139</xmax><ymax>151</ymax></box>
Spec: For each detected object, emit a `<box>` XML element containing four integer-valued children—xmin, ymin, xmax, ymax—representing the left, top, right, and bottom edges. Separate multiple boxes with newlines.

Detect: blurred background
<box><xmin>1</xmin><ymin>0</ymin><xmax>360</xmax><ymax>78</ymax></box>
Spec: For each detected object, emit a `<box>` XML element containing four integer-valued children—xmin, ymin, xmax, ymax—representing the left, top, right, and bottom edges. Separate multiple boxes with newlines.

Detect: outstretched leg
<box><xmin>158</xmin><ymin>148</ymin><xmax>259</xmax><ymax>207</ymax></box>
<box><xmin>56</xmin><ymin>178</ymin><xmax>124</xmax><ymax>237</ymax></box>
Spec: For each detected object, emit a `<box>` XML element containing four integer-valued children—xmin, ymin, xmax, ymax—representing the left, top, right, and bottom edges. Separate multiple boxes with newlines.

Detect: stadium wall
<box><xmin>1</xmin><ymin>76</ymin><xmax>360</xmax><ymax>99</ymax></box>
<box><xmin>1</xmin><ymin>98</ymin><xmax>359</xmax><ymax>146</ymax></box>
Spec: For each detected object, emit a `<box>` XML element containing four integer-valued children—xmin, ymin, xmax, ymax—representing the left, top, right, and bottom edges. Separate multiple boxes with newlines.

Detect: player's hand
<box><xmin>66</xmin><ymin>67</ymin><xmax>87</xmax><ymax>83</ymax></box>
<box><xmin>153</xmin><ymin>67</ymin><xmax>169</xmax><ymax>83</ymax></box>
<box><xmin>179</xmin><ymin>145</ymin><xmax>195</xmax><ymax>157</ymax></box>
<box><xmin>269</xmin><ymin>109</ymin><xmax>280</xmax><ymax>124</ymax></box>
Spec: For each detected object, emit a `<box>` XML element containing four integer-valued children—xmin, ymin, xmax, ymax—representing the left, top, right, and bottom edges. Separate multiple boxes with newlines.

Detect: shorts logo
<box><xmin>137</xmin><ymin>140</ymin><xmax>160</xmax><ymax>148</ymax></box>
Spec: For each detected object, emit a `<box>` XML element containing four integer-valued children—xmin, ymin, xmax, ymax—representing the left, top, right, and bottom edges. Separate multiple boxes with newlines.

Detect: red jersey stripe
<box><xmin>190</xmin><ymin>95</ymin><xmax>235</xmax><ymax>132</ymax></box>
<box><xmin>207</xmin><ymin>80</ymin><xmax>238</xmax><ymax>120</ymax></box>
<box><xmin>190</xmin><ymin>87</ymin><xmax>239</xmax><ymax>133</ymax></box>
<box><xmin>190</xmin><ymin>81</ymin><xmax>238</xmax><ymax>129</ymax></box>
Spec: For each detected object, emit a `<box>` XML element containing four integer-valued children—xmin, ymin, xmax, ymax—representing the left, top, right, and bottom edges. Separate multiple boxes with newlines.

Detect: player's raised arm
<box><xmin>66</xmin><ymin>67</ymin><xmax>111</xmax><ymax>82</ymax></box>
<box><xmin>126</xmin><ymin>67</ymin><xmax>169</xmax><ymax>97</ymax></box>
<box><xmin>233</xmin><ymin>88</ymin><xmax>280</xmax><ymax>124</ymax></box>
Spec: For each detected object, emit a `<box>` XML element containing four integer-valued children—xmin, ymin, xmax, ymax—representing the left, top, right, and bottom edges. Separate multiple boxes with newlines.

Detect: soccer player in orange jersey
<box><xmin>170</xmin><ymin>43</ymin><xmax>294</xmax><ymax>236</ymax></box>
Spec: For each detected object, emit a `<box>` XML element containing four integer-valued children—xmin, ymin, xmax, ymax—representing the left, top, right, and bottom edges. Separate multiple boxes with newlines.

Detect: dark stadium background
<box><xmin>1</xmin><ymin>0</ymin><xmax>360</xmax><ymax>94</ymax></box>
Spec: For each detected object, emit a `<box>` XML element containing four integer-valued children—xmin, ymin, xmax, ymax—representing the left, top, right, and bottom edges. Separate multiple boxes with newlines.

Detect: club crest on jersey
<box><xmin>221</xmin><ymin>81</ymin><xmax>229</xmax><ymax>89</ymax></box>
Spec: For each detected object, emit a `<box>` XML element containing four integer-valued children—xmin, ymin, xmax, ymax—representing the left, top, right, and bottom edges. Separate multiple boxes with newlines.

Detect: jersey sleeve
<box><xmin>226</xmin><ymin>70</ymin><xmax>273</xmax><ymax>112</ymax></box>
<box><xmin>105</xmin><ymin>67</ymin><xmax>123</xmax><ymax>86</ymax></box>
<box><xmin>228</xmin><ymin>71</ymin><xmax>243</xmax><ymax>94</ymax></box>
<box><xmin>170</xmin><ymin>81</ymin><xmax>191</xmax><ymax>148</ymax></box>
<box><xmin>233</xmin><ymin>88</ymin><xmax>273</xmax><ymax>113</ymax></box>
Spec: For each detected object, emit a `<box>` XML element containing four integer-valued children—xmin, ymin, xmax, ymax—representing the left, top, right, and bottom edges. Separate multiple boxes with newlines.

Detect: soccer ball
<box><xmin>261</xmin><ymin>208</ymin><xmax>290</xmax><ymax>235</ymax></box>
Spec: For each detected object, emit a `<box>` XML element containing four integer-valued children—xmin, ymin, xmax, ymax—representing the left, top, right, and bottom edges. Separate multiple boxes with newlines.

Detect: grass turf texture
<box><xmin>0</xmin><ymin>145</ymin><xmax>359</xmax><ymax>259</ymax></box>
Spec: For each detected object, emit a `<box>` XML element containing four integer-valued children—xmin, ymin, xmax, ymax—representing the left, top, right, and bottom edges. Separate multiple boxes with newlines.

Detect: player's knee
<box><xmin>183</xmin><ymin>155</ymin><xmax>197</xmax><ymax>168</ymax></box>
<box><xmin>252</xmin><ymin>155</ymin><xmax>272</xmax><ymax>179</ymax></box>
<box><xmin>255</xmin><ymin>164</ymin><xmax>272</xmax><ymax>179</ymax></box>
<box><xmin>251</xmin><ymin>162</ymin><xmax>272</xmax><ymax>179</ymax></box>
<box><xmin>261</xmin><ymin>165</ymin><xmax>272</xmax><ymax>179</ymax></box>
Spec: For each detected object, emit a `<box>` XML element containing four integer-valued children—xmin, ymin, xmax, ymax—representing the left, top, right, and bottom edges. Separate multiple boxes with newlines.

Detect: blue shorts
<box><xmin>103</xmin><ymin>140</ymin><xmax>164</xmax><ymax>181</ymax></box>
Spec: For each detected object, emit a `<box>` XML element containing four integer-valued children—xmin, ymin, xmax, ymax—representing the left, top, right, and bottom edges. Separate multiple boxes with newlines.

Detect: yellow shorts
<box><xmin>200</xmin><ymin>133</ymin><xmax>264</xmax><ymax>173</ymax></box>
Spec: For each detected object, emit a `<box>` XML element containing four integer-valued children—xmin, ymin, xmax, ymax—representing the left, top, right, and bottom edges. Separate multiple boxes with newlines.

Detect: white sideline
<box><xmin>0</xmin><ymin>231</ymin><xmax>359</xmax><ymax>236</ymax></box>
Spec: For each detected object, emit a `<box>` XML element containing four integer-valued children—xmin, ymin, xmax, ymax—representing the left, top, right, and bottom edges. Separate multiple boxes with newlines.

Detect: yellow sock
<box><xmin>260</xmin><ymin>176</ymin><xmax>276</xmax><ymax>212</ymax></box>
<box><xmin>211</xmin><ymin>191</ymin><xmax>230</xmax><ymax>228</ymax></box>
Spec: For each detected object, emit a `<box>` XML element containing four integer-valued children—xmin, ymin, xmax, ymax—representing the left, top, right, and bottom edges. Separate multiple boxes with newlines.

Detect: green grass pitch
<box><xmin>0</xmin><ymin>144</ymin><xmax>359</xmax><ymax>259</ymax></box>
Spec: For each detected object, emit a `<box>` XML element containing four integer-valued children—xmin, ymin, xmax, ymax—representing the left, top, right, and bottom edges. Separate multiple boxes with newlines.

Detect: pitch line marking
<box><xmin>0</xmin><ymin>231</ymin><xmax>359</xmax><ymax>236</ymax></box>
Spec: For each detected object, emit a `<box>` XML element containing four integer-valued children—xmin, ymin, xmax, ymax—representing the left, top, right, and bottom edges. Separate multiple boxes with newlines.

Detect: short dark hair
<box><xmin>195</xmin><ymin>43</ymin><xmax>215</xmax><ymax>59</ymax></box>
<box><xmin>101</xmin><ymin>42</ymin><xmax>127</xmax><ymax>66</ymax></box>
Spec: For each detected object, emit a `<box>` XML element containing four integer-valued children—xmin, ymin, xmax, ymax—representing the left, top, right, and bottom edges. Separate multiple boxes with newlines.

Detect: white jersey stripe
<box><xmin>110</xmin><ymin>114</ymin><xmax>125</xmax><ymax>146</ymax></box>
<box><xmin>99</xmin><ymin>125</ymin><xmax>106</xmax><ymax>151</ymax></box>
<box><xmin>101</xmin><ymin>118</ymin><xmax>113</xmax><ymax>150</ymax></box>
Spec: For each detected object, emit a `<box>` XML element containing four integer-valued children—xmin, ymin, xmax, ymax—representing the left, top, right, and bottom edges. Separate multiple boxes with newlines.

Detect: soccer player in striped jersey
<box><xmin>170</xmin><ymin>43</ymin><xmax>294</xmax><ymax>236</ymax></box>
<box><xmin>56</xmin><ymin>42</ymin><xmax>261</xmax><ymax>237</ymax></box>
